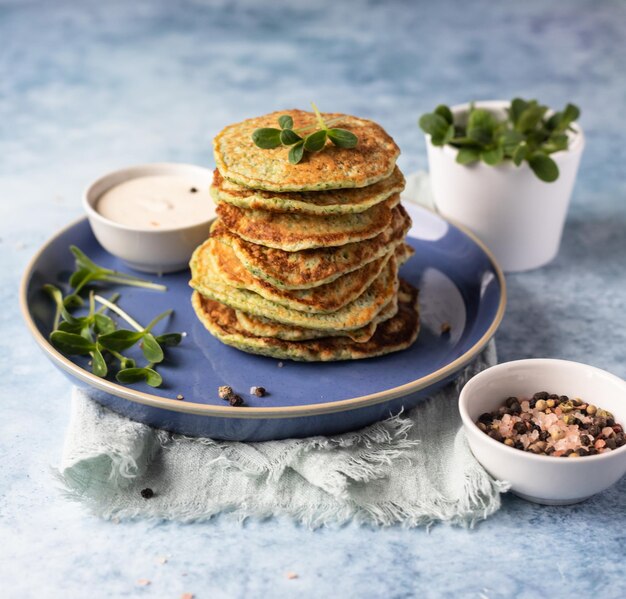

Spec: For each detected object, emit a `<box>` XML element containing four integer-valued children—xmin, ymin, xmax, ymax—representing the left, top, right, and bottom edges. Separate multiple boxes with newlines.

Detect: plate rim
<box><xmin>20</xmin><ymin>212</ymin><xmax>506</xmax><ymax>419</ymax></box>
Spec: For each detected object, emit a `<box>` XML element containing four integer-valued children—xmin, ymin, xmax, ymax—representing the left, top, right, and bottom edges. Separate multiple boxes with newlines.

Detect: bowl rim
<box><xmin>425</xmin><ymin>99</ymin><xmax>585</xmax><ymax>162</ymax></box>
<box><xmin>459</xmin><ymin>358</ymin><xmax>626</xmax><ymax>464</ymax></box>
<box><xmin>82</xmin><ymin>162</ymin><xmax>216</xmax><ymax>234</ymax></box>
<box><xmin>20</xmin><ymin>207</ymin><xmax>507</xmax><ymax>419</ymax></box>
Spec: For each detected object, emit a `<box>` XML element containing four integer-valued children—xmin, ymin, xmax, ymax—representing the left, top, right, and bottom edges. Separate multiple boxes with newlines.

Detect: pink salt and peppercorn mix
<box><xmin>476</xmin><ymin>392</ymin><xmax>625</xmax><ymax>458</ymax></box>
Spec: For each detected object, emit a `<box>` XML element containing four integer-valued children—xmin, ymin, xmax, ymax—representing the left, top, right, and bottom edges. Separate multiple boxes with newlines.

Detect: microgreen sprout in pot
<box><xmin>419</xmin><ymin>99</ymin><xmax>581</xmax><ymax>182</ymax></box>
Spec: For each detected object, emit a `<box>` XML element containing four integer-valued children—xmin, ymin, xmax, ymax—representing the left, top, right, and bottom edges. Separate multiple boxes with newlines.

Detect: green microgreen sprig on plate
<box><xmin>419</xmin><ymin>98</ymin><xmax>581</xmax><ymax>182</ymax></box>
<box><xmin>44</xmin><ymin>247</ymin><xmax>182</xmax><ymax>388</ymax></box>
<box><xmin>251</xmin><ymin>102</ymin><xmax>358</xmax><ymax>164</ymax></box>
<box><xmin>64</xmin><ymin>245</ymin><xmax>166</xmax><ymax>307</ymax></box>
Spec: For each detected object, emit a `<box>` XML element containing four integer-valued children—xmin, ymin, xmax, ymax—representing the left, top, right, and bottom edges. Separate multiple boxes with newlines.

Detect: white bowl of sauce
<box><xmin>83</xmin><ymin>163</ymin><xmax>216</xmax><ymax>273</ymax></box>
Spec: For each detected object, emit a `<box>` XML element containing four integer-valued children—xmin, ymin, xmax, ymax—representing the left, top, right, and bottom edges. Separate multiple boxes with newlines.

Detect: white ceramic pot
<box><xmin>83</xmin><ymin>163</ymin><xmax>216</xmax><ymax>274</ymax></box>
<box><xmin>425</xmin><ymin>100</ymin><xmax>584</xmax><ymax>272</ymax></box>
<box><xmin>459</xmin><ymin>359</ymin><xmax>626</xmax><ymax>505</ymax></box>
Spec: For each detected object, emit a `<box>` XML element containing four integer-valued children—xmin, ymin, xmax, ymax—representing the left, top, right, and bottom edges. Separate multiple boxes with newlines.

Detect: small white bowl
<box><xmin>459</xmin><ymin>359</ymin><xmax>626</xmax><ymax>505</ymax></box>
<box><xmin>83</xmin><ymin>163</ymin><xmax>216</xmax><ymax>273</ymax></box>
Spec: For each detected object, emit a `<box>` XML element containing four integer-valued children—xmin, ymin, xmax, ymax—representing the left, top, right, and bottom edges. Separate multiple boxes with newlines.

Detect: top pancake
<box><xmin>211</xmin><ymin>167</ymin><xmax>405</xmax><ymax>215</ymax></box>
<box><xmin>213</xmin><ymin>110</ymin><xmax>400</xmax><ymax>192</ymax></box>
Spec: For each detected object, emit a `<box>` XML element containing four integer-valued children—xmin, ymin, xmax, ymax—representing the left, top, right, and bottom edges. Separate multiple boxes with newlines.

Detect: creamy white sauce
<box><xmin>96</xmin><ymin>175</ymin><xmax>214</xmax><ymax>229</ymax></box>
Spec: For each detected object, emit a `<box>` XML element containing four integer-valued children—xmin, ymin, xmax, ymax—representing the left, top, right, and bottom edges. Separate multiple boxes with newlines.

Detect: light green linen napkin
<box><xmin>58</xmin><ymin>340</ymin><xmax>507</xmax><ymax>526</ymax></box>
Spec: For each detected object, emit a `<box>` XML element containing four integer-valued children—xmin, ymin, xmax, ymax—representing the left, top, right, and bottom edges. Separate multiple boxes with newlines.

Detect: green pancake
<box><xmin>209</xmin><ymin>205</ymin><xmax>412</xmax><ymax>290</ymax></box>
<box><xmin>234</xmin><ymin>297</ymin><xmax>398</xmax><ymax>343</ymax></box>
<box><xmin>213</xmin><ymin>109</ymin><xmax>400</xmax><ymax>192</ymax></box>
<box><xmin>216</xmin><ymin>194</ymin><xmax>400</xmax><ymax>252</ymax></box>
<box><xmin>190</xmin><ymin>244</ymin><xmax>399</xmax><ymax>332</ymax></box>
<box><xmin>203</xmin><ymin>236</ymin><xmax>394</xmax><ymax>314</ymax></box>
<box><xmin>191</xmin><ymin>280</ymin><xmax>419</xmax><ymax>362</ymax></box>
<box><xmin>211</xmin><ymin>167</ymin><xmax>405</xmax><ymax>215</ymax></box>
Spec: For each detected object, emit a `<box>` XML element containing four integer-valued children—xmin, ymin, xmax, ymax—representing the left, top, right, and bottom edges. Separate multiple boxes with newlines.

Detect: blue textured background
<box><xmin>2</xmin><ymin>1</ymin><xmax>626</xmax><ymax>597</ymax></box>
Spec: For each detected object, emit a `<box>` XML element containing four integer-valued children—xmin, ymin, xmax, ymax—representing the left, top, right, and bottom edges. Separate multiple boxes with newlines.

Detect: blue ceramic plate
<box><xmin>20</xmin><ymin>207</ymin><xmax>505</xmax><ymax>441</ymax></box>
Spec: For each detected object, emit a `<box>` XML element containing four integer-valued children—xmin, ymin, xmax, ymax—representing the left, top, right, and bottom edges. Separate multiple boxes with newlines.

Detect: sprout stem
<box><xmin>102</xmin><ymin>275</ymin><xmax>167</xmax><ymax>291</ymax></box>
<box><xmin>94</xmin><ymin>295</ymin><xmax>143</xmax><ymax>332</ymax></box>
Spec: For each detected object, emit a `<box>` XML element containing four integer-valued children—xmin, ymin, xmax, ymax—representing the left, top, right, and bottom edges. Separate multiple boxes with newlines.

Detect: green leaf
<box><xmin>467</xmin><ymin>109</ymin><xmax>497</xmax><ymax>133</ymax></box>
<box><xmin>98</xmin><ymin>329</ymin><xmax>144</xmax><ymax>352</ymax></box>
<box><xmin>562</xmin><ymin>103</ymin><xmax>580</xmax><ymax>125</ymax></box>
<box><xmin>50</xmin><ymin>331</ymin><xmax>95</xmax><ymax>355</ymax></box>
<box><xmin>509</xmin><ymin>98</ymin><xmax>529</xmax><ymax>126</ymax></box>
<box><xmin>91</xmin><ymin>346</ymin><xmax>108</xmax><ymax>378</ymax></box>
<box><xmin>69</xmin><ymin>267</ymin><xmax>95</xmax><ymax>292</ymax></box>
<box><xmin>418</xmin><ymin>113</ymin><xmax>451</xmax><ymax>143</ymax></box>
<box><xmin>500</xmin><ymin>130</ymin><xmax>525</xmax><ymax>155</ymax></box>
<box><xmin>481</xmin><ymin>146</ymin><xmax>504</xmax><ymax>166</ymax></box>
<box><xmin>155</xmin><ymin>333</ymin><xmax>183</xmax><ymax>347</ymax></box>
<box><xmin>57</xmin><ymin>320</ymin><xmax>84</xmax><ymax>334</ymax></box>
<box><xmin>70</xmin><ymin>245</ymin><xmax>100</xmax><ymax>273</ymax></box>
<box><xmin>278</xmin><ymin>115</ymin><xmax>294</xmax><ymax>130</ymax></box>
<box><xmin>442</xmin><ymin>124</ymin><xmax>455</xmax><ymax>145</ymax></box>
<box><xmin>94</xmin><ymin>313</ymin><xmax>116</xmax><ymax>335</ymax></box>
<box><xmin>280</xmin><ymin>129</ymin><xmax>302</xmax><ymax>145</ymax></box>
<box><xmin>143</xmin><ymin>369</ymin><xmax>163</xmax><ymax>387</ymax></box>
<box><xmin>456</xmin><ymin>147</ymin><xmax>481</xmax><ymax>165</ymax></box>
<box><xmin>116</xmin><ymin>367</ymin><xmax>162</xmax><ymax>387</ymax></box>
<box><xmin>516</xmin><ymin>103</ymin><xmax>548</xmax><ymax>133</ymax></box>
<box><xmin>467</xmin><ymin>126</ymin><xmax>493</xmax><ymax>146</ymax></box>
<box><xmin>434</xmin><ymin>105</ymin><xmax>453</xmax><ymax>125</ymax></box>
<box><xmin>546</xmin><ymin>112</ymin><xmax>561</xmax><ymax>131</ymax></box>
<box><xmin>303</xmin><ymin>130</ymin><xmax>327</xmax><ymax>152</ymax></box>
<box><xmin>62</xmin><ymin>293</ymin><xmax>84</xmax><ymax>309</ymax></box>
<box><xmin>449</xmin><ymin>136</ymin><xmax>478</xmax><ymax>147</ymax></box>
<box><xmin>529</xmin><ymin>153</ymin><xmax>559</xmax><ymax>182</ymax></box>
<box><xmin>543</xmin><ymin>133</ymin><xmax>568</xmax><ymax>154</ymax></box>
<box><xmin>288</xmin><ymin>141</ymin><xmax>305</xmax><ymax>164</ymax></box>
<box><xmin>141</xmin><ymin>333</ymin><xmax>164</xmax><ymax>363</ymax></box>
<box><xmin>80</xmin><ymin>323</ymin><xmax>93</xmax><ymax>341</ymax></box>
<box><xmin>327</xmin><ymin>128</ymin><xmax>358</xmax><ymax>148</ymax></box>
<box><xmin>512</xmin><ymin>144</ymin><xmax>527</xmax><ymax>166</ymax></box>
<box><xmin>251</xmin><ymin>128</ymin><xmax>282</xmax><ymax>149</ymax></box>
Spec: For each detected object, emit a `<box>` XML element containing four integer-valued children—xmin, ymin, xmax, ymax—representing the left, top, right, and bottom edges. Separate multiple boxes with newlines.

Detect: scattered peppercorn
<box><xmin>176</xmin><ymin>394</ymin><xmax>184</xmax><ymax>400</ymax></box>
<box><xmin>440</xmin><ymin>322</ymin><xmax>451</xmax><ymax>335</ymax></box>
<box><xmin>228</xmin><ymin>393</ymin><xmax>244</xmax><ymax>407</ymax></box>
<box><xmin>190</xmin><ymin>187</ymin><xmax>198</xmax><ymax>193</ymax></box>
<box><xmin>250</xmin><ymin>386</ymin><xmax>266</xmax><ymax>397</ymax></box>
<box><xmin>217</xmin><ymin>385</ymin><xmax>245</xmax><ymax>406</ymax></box>
<box><xmin>141</xmin><ymin>488</ymin><xmax>154</xmax><ymax>499</ymax></box>
<box><xmin>218</xmin><ymin>385</ymin><xmax>233</xmax><ymax>399</ymax></box>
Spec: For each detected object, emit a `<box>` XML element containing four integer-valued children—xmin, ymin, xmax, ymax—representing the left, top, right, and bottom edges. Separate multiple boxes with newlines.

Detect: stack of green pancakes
<box><xmin>190</xmin><ymin>110</ymin><xmax>420</xmax><ymax>361</ymax></box>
